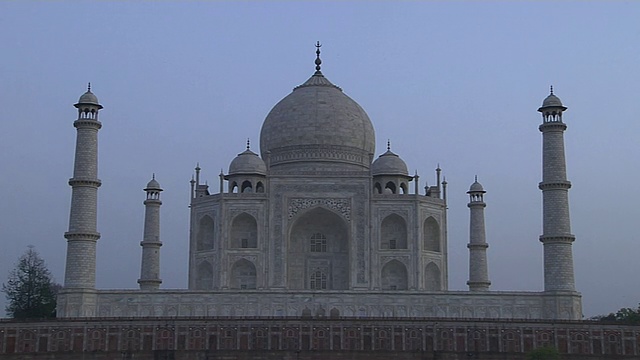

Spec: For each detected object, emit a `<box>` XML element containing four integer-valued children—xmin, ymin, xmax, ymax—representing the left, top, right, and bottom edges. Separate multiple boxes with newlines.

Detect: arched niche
<box><xmin>330</xmin><ymin>308</ymin><xmax>340</xmax><ymax>318</ymax></box>
<box><xmin>230</xmin><ymin>259</ymin><xmax>257</xmax><ymax>289</ymax></box>
<box><xmin>196</xmin><ymin>261</ymin><xmax>213</xmax><ymax>290</ymax></box>
<box><xmin>424</xmin><ymin>217</ymin><xmax>440</xmax><ymax>252</ymax></box>
<box><xmin>381</xmin><ymin>260</ymin><xmax>408</xmax><ymax>290</ymax></box>
<box><xmin>196</xmin><ymin>215</ymin><xmax>215</xmax><ymax>251</ymax></box>
<box><xmin>231</xmin><ymin>213</ymin><xmax>258</xmax><ymax>248</ymax></box>
<box><xmin>425</xmin><ymin>262</ymin><xmax>441</xmax><ymax>291</ymax></box>
<box><xmin>287</xmin><ymin>207</ymin><xmax>349</xmax><ymax>290</ymax></box>
<box><xmin>381</xmin><ymin>214</ymin><xmax>407</xmax><ymax>250</ymax></box>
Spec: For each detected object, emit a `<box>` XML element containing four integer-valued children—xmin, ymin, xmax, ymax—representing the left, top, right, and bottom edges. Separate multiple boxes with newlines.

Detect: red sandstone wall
<box><xmin>0</xmin><ymin>317</ymin><xmax>637</xmax><ymax>359</ymax></box>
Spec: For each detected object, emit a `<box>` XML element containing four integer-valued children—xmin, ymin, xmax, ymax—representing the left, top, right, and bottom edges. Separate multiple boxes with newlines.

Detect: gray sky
<box><xmin>1</xmin><ymin>2</ymin><xmax>638</xmax><ymax>318</ymax></box>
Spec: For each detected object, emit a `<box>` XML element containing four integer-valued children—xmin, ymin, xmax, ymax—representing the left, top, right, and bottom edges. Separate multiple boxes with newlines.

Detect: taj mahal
<box><xmin>57</xmin><ymin>44</ymin><xmax>582</xmax><ymax>320</ymax></box>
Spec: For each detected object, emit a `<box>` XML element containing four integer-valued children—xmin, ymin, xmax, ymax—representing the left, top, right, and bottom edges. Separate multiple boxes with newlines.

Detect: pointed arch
<box><xmin>330</xmin><ymin>307</ymin><xmax>340</xmax><ymax>318</ymax></box>
<box><xmin>384</xmin><ymin>181</ymin><xmax>396</xmax><ymax>194</ymax></box>
<box><xmin>231</xmin><ymin>213</ymin><xmax>258</xmax><ymax>248</ymax></box>
<box><xmin>230</xmin><ymin>181</ymin><xmax>238</xmax><ymax>193</ymax></box>
<box><xmin>241</xmin><ymin>180</ymin><xmax>253</xmax><ymax>193</ymax></box>
<box><xmin>196</xmin><ymin>215</ymin><xmax>215</xmax><ymax>251</ymax></box>
<box><xmin>374</xmin><ymin>182</ymin><xmax>382</xmax><ymax>194</ymax></box>
<box><xmin>256</xmin><ymin>181</ymin><xmax>265</xmax><ymax>193</ymax></box>
<box><xmin>424</xmin><ymin>216</ymin><xmax>440</xmax><ymax>252</ymax></box>
<box><xmin>196</xmin><ymin>261</ymin><xmax>213</xmax><ymax>290</ymax></box>
<box><xmin>381</xmin><ymin>214</ymin><xmax>407</xmax><ymax>250</ymax></box>
<box><xmin>425</xmin><ymin>262</ymin><xmax>441</xmax><ymax>291</ymax></box>
<box><xmin>288</xmin><ymin>206</ymin><xmax>349</xmax><ymax>290</ymax></box>
<box><xmin>400</xmin><ymin>182</ymin><xmax>408</xmax><ymax>194</ymax></box>
<box><xmin>381</xmin><ymin>260</ymin><xmax>408</xmax><ymax>290</ymax></box>
<box><xmin>230</xmin><ymin>259</ymin><xmax>256</xmax><ymax>289</ymax></box>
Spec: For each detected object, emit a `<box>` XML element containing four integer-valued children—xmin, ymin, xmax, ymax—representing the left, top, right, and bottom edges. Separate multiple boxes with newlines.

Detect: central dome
<box><xmin>260</xmin><ymin>68</ymin><xmax>375</xmax><ymax>171</ymax></box>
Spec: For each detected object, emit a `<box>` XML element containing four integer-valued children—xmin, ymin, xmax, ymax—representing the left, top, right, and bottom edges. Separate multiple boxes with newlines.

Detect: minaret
<box><xmin>538</xmin><ymin>87</ymin><xmax>576</xmax><ymax>292</ymax></box>
<box><xmin>467</xmin><ymin>176</ymin><xmax>491</xmax><ymax>291</ymax></box>
<box><xmin>138</xmin><ymin>175</ymin><xmax>163</xmax><ymax>290</ymax></box>
<box><xmin>63</xmin><ymin>84</ymin><xmax>102</xmax><ymax>291</ymax></box>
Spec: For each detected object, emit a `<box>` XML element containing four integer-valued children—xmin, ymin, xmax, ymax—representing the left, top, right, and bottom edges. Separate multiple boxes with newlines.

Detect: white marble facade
<box><xmin>58</xmin><ymin>49</ymin><xmax>582</xmax><ymax>320</ymax></box>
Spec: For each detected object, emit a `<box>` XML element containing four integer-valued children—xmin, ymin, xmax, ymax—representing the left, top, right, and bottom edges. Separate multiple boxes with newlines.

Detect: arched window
<box><xmin>196</xmin><ymin>215</ymin><xmax>215</xmax><ymax>251</ymax></box>
<box><xmin>400</xmin><ymin>182</ymin><xmax>408</xmax><ymax>194</ymax></box>
<box><xmin>196</xmin><ymin>261</ymin><xmax>213</xmax><ymax>290</ymax></box>
<box><xmin>381</xmin><ymin>214</ymin><xmax>407</xmax><ymax>250</ymax></box>
<box><xmin>256</xmin><ymin>181</ymin><xmax>265</xmax><ymax>193</ymax></box>
<box><xmin>374</xmin><ymin>182</ymin><xmax>382</xmax><ymax>194</ymax></box>
<box><xmin>384</xmin><ymin>181</ymin><xmax>396</xmax><ymax>194</ymax></box>
<box><xmin>424</xmin><ymin>217</ymin><xmax>440</xmax><ymax>252</ymax></box>
<box><xmin>310</xmin><ymin>269</ymin><xmax>327</xmax><ymax>290</ymax></box>
<box><xmin>231</xmin><ymin>213</ymin><xmax>257</xmax><ymax>248</ymax></box>
<box><xmin>425</xmin><ymin>262</ymin><xmax>441</xmax><ymax>291</ymax></box>
<box><xmin>230</xmin><ymin>181</ymin><xmax>238</xmax><ymax>193</ymax></box>
<box><xmin>381</xmin><ymin>260</ymin><xmax>408</xmax><ymax>290</ymax></box>
<box><xmin>310</xmin><ymin>233</ymin><xmax>327</xmax><ymax>252</ymax></box>
<box><xmin>230</xmin><ymin>259</ymin><xmax>257</xmax><ymax>289</ymax></box>
<box><xmin>241</xmin><ymin>180</ymin><xmax>253</xmax><ymax>193</ymax></box>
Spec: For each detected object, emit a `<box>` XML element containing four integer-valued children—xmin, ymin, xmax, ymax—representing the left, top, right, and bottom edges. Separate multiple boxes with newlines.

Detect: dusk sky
<box><xmin>1</xmin><ymin>2</ymin><xmax>639</xmax><ymax>318</ymax></box>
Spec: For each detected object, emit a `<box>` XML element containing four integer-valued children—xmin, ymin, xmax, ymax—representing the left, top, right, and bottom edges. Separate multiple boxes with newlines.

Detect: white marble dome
<box><xmin>76</xmin><ymin>89</ymin><xmax>101</xmax><ymax>106</ymax></box>
<box><xmin>541</xmin><ymin>93</ymin><xmax>563</xmax><ymax>108</ymax></box>
<box><xmin>259</xmin><ymin>72</ymin><xmax>375</xmax><ymax>170</ymax></box>
<box><xmin>469</xmin><ymin>179</ymin><xmax>484</xmax><ymax>192</ymax></box>
<box><xmin>145</xmin><ymin>177</ymin><xmax>162</xmax><ymax>190</ymax></box>
<box><xmin>229</xmin><ymin>148</ymin><xmax>267</xmax><ymax>175</ymax></box>
<box><xmin>371</xmin><ymin>149</ymin><xmax>409</xmax><ymax>176</ymax></box>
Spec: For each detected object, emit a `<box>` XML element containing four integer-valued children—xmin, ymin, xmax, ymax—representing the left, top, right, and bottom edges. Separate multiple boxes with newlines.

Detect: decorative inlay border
<box><xmin>288</xmin><ymin>198</ymin><xmax>351</xmax><ymax>221</ymax></box>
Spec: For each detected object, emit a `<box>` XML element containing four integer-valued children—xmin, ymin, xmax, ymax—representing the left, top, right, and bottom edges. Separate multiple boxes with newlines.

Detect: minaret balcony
<box><xmin>538</xmin><ymin>180</ymin><xmax>571</xmax><ymax>190</ymax></box>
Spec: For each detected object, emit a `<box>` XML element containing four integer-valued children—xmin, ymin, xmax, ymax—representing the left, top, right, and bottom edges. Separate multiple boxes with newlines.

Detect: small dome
<box><xmin>78</xmin><ymin>91</ymin><xmax>99</xmax><ymax>105</ymax></box>
<box><xmin>229</xmin><ymin>148</ymin><xmax>267</xmax><ymax>176</ymax></box>
<box><xmin>468</xmin><ymin>178</ymin><xmax>485</xmax><ymax>193</ymax></box>
<box><xmin>371</xmin><ymin>149</ymin><xmax>409</xmax><ymax>176</ymax></box>
<box><xmin>541</xmin><ymin>93</ymin><xmax>563</xmax><ymax>108</ymax></box>
<box><xmin>145</xmin><ymin>176</ymin><xmax>162</xmax><ymax>191</ymax></box>
<box><xmin>538</xmin><ymin>87</ymin><xmax>566</xmax><ymax>112</ymax></box>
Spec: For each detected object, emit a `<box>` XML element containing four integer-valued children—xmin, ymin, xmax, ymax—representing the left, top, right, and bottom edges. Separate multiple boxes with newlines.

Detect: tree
<box><xmin>526</xmin><ymin>346</ymin><xmax>560</xmax><ymax>360</ymax></box>
<box><xmin>592</xmin><ymin>304</ymin><xmax>640</xmax><ymax>325</ymax></box>
<box><xmin>2</xmin><ymin>246</ymin><xmax>59</xmax><ymax>319</ymax></box>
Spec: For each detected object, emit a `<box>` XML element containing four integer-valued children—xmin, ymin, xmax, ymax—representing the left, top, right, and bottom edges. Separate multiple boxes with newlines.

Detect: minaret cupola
<box><xmin>145</xmin><ymin>174</ymin><xmax>163</xmax><ymax>200</ymax></box>
<box><xmin>538</xmin><ymin>86</ymin><xmax>567</xmax><ymax>123</ymax></box>
<box><xmin>74</xmin><ymin>83</ymin><xmax>103</xmax><ymax>120</ymax></box>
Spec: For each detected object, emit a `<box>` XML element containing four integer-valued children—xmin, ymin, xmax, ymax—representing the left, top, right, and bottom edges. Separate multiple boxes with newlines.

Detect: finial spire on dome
<box><xmin>387</xmin><ymin>139</ymin><xmax>391</xmax><ymax>151</ymax></box>
<box><xmin>152</xmin><ymin>173</ymin><xmax>155</xmax><ymax>180</ymax></box>
<box><xmin>314</xmin><ymin>41</ymin><xmax>322</xmax><ymax>75</ymax></box>
<box><xmin>550</xmin><ymin>85</ymin><xmax>554</xmax><ymax>95</ymax></box>
<box><xmin>475</xmin><ymin>175</ymin><xmax>478</xmax><ymax>182</ymax></box>
<box><xmin>87</xmin><ymin>82</ymin><xmax>92</xmax><ymax>92</ymax></box>
<box><xmin>246</xmin><ymin>138</ymin><xmax>250</xmax><ymax>150</ymax></box>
